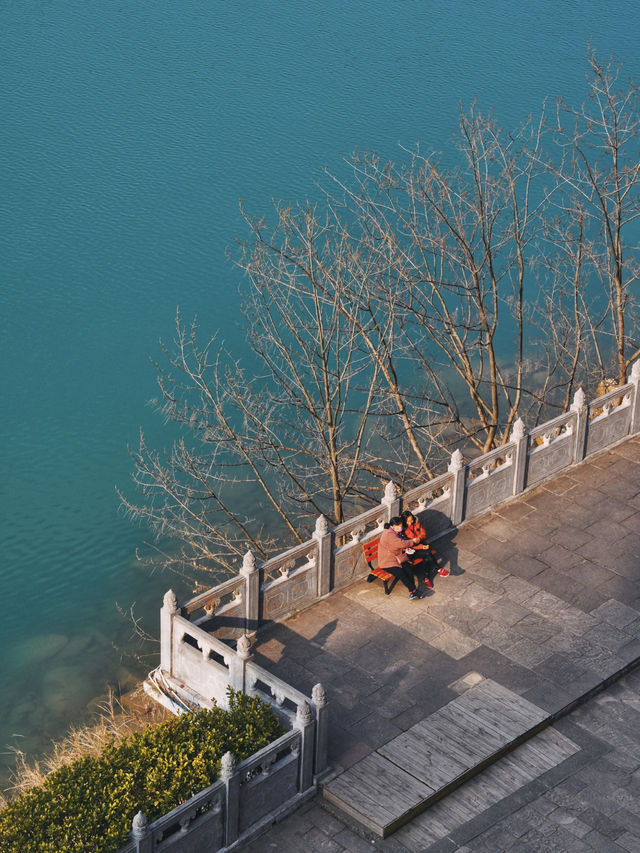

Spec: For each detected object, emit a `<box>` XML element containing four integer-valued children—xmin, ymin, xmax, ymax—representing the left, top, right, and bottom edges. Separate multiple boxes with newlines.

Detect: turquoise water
<box><xmin>1</xmin><ymin>0</ymin><xmax>639</xmax><ymax>783</ymax></box>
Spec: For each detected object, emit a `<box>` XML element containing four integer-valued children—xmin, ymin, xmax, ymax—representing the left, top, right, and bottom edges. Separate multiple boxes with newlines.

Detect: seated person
<box><xmin>378</xmin><ymin>517</ymin><xmax>424</xmax><ymax>600</ymax></box>
<box><xmin>401</xmin><ymin>509</ymin><xmax>450</xmax><ymax>578</ymax></box>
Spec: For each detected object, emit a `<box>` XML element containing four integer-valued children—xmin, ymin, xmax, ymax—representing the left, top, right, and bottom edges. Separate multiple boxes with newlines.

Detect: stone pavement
<box><xmin>242</xmin><ymin>435</ymin><xmax>640</xmax><ymax>852</ymax></box>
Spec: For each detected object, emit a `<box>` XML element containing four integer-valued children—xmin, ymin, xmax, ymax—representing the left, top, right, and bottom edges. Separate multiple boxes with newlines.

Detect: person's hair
<box><xmin>401</xmin><ymin>509</ymin><xmax>415</xmax><ymax>524</ymax></box>
<box><xmin>388</xmin><ymin>516</ymin><xmax>403</xmax><ymax>527</ymax></box>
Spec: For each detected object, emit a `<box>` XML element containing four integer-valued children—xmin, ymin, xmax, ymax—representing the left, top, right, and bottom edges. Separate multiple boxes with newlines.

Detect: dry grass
<box><xmin>0</xmin><ymin>686</ymin><xmax>168</xmax><ymax>807</ymax></box>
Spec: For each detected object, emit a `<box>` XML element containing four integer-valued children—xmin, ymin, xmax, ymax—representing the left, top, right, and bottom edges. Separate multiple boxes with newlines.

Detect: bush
<box><xmin>0</xmin><ymin>690</ymin><xmax>284</xmax><ymax>853</ymax></box>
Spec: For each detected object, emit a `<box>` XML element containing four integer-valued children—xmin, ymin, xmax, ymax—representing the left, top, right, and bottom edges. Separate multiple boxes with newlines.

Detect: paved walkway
<box><xmin>242</xmin><ymin>435</ymin><xmax>640</xmax><ymax>852</ymax></box>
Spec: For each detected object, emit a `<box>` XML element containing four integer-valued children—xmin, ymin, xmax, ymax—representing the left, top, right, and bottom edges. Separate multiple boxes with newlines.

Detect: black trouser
<box><xmin>411</xmin><ymin>551</ymin><xmax>438</xmax><ymax>580</ymax></box>
<box><xmin>384</xmin><ymin>562</ymin><xmax>416</xmax><ymax>593</ymax></box>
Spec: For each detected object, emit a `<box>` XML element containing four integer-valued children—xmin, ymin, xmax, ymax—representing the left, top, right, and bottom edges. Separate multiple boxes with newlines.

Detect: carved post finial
<box><xmin>448</xmin><ymin>448</ymin><xmax>464</xmax><ymax>472</ymax></box>
<box><xmin>383</xmin><ymin>480</ymin><xmax>397</xmax><ymax>503</ymax></box>
<box><xmin>221</xmin><ymin>751</ymin><xmax>236</xmax><ymax>780</ymax></box>
<box><xmin>631</xmin><ymin>359</ymin><xmax>640</xmax><ymax>382</ymax></box>
<box><xmin>296</xmin><ymin>700</ymin><xmax>312</xmax><ymax>727</ymax></box>
<box><xmin>162</xmin><ymin>589</ymin><xmax>178</xmax><ymax>614</ymax></box>
<box><xmin>240</xmin><ymin>550</ymin><xmax>256</xmax><ymax>576</ymax></box>
<box><xmin>314</xmin><ymin>514</ymin><xmax>329</xmax><ymax>537</ymax></box>
<box><xmin>571</xmin><ymin>387</ymin><xmax>586</xmax><ymax>412</ymax></box>
<box><xmin>132</xmin><ymin>810</ymin><xmax>148</xmax><ymax>840</ymax></box>
<box><xmin>510</xmin><ymin>417</ymin><xmax>525</xmax><ymax>442</ymax></box>
<box><xmin>237</xmin><ymin>633</ymin><xmax>251</xmax><ymax>660</ymax></box>
<box><xmin>312</xmin><ymin>683</ymin><xmax>327</xmax><ymax>707</ymax></box>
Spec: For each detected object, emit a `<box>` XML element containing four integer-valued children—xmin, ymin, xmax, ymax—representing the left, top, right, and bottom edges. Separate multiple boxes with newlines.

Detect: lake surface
<box><xmin>1</xmin><ymin>0</ymin><xmax>639</xmax><ymax>785</ymax></box>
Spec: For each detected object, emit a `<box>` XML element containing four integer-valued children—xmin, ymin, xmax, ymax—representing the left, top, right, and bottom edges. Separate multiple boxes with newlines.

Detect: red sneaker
<box><xmin>438</xmin><ymin>567</ymin><xmax>450</xmax><ymax>577</ymax></box>
<box><xmin>423</xmin><ymin>577</ymin><xmax>434</xmax><ymax>589</ymax></box>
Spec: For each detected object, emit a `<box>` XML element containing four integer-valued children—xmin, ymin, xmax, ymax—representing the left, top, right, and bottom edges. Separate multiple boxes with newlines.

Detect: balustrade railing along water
<box><xmin>167</xmin><ymin>365</ymin><xmax>640</xmax><ymax>648</ymax></box>
<box><xmin>129</xmin><ymin>363</ymin><xmax>640</xmax><ymax>852</ymax></box>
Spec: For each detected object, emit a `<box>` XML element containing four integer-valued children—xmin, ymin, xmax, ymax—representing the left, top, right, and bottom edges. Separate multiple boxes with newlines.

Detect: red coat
<box><xmin>377</xmin><ymin>527</ymin><xmax>410</xmax><ymax>569</ymax></box>
<box><xmin>404</xmin><ymin>520</ymin><xmax>432</xmax><ymax>563</ymax></box>
<box><xmin>404</xmin><ymin>520</ymin><xmax>427</xmax><ymax>546</ymax></box>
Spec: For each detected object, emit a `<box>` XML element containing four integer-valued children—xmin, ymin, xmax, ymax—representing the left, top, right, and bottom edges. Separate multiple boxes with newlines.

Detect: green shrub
<box><xmin>0</xmin><ymin>690</ymin><xmax>284</xmax><ymax>853</ymax></box>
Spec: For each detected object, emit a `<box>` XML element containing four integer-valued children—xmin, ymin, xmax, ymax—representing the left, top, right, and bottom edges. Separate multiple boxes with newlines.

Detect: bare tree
<box><xmin>120</xmin><ymin>242</ymin><xmax>392</xmax><ymax>584</ymax></box>
<box><xmin>237</xmin><ymin>201</ymin><xmax>444</xmax><ymax>482</ymax></box>
<box><xmin>123</xmin><ymin>51</ymin><xmax>640</xmax><ymax>583</ymax></box>
<box><xmin>544</xmin><ymin>49</ymin><xmax>640</xmax><ymax>387</ymax></box>
<box><xmin>327</xmin><ymin>102</ymin><xmax>551</xmax><ymax>456</ymax></box>
<box><xmin>233</xmin><ymin>203</ymin><xmax>388</xmax><ymax>524</ymax></box>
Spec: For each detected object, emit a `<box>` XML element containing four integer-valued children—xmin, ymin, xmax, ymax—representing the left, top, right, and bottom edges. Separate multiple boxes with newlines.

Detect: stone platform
<box><xmin>242</xmin><ymin>435</ymin><xmax>640</xmax><ymax>851</ymax></box>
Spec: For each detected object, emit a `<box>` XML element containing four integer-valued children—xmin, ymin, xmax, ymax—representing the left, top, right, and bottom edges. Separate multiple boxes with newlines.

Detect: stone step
<box><xmin>322</xmin><ymin>678</ymin><xmax>577</xmax><ymax>838</ymax></box>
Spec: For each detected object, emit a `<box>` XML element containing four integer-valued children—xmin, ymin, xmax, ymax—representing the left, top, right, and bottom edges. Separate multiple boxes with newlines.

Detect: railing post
<box><xmin>221</xmin><ymin>751</ymin><xmax>240</xmax><ymax>847</ymax></box>
<box><xmin>630</xmin><ymin>360</ymin><xmax>640</xmax><ymax>436</ymax></box>
<box><xmin>571</xmin><ymin>387</ymin><xmax>588</xmax><ymax>462</ymax></box>
<box><xmin>160</xmin><ymin>590</ymin><xmax>178</xmax><ymax>676</ymax></box>
<box><xmin>295</xmin><ymin>701</ymin><xmax>315</xmax><ymax>792</ymax></box>
<box><xmin>240</xmin><ymin>550</ymin><xmax>260</xmax><ymax>633</ymax></box>
<box><xmin>229</xmin><ymin>633</ymin><xmax>252</xmax><ymax>693</ymax></box>
<box><xmin>448</xmin><ymin>449</ymin><xmax>466</xmax><ymax>526</ymax></box>
<box><xmin>382</xmin><ymin>480</ymin><xmax>401</xmax><ymax>521</ymax></box>
<box><xmin>313</xmin><ymin>515</ymin><xmax>332</xmax><ymax>597</ymax></box>
<box><xmin>510</xmin><ymin>417</ymin><xmax>528</xmax><ymax>495</ymax></box>
<box><xmin>311</xmin><ymin>683</ymin><xmax>329</xmax><ymax>778</ymax></box>
<box><xmin>131</xmin><ymin>811</ymin><xmax>152</xmax><ymax>853</ymax></box>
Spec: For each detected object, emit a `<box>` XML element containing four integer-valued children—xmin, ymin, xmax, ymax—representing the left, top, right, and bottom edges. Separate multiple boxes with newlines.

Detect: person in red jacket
<box><xmin>401</xmin><ymin>509</ymin><xmax>450</xmax><ymax>580</ymax></box>
<box><xmin>377</xmin><ymin>517</ymin><xmax>423</xmax><ymax>599</ymax></box>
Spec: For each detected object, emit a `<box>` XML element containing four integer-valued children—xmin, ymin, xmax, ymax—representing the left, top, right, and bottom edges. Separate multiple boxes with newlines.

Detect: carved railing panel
<box><xmin>237</xmin><ymin>733</ymin><xmax>300</xmax><ymax>834</ymax></box>
<box><xmin>525</xmin><ymin>412</ymin><xmax>575</xmax><ymax>488</ymax></box>
<box><xmin>332</xmin><ymin>504</ymin><xmax>388</xmax><ymax>589</ymax></box>
<box><xmin>465</xmin><ymin>448</ymin><xmax>514</xmax><ymax>518</ymax></box>
<box><xmin>402</xmin><ymin>472</ymin><xmax>452</xmax><ymax>531</ymax></box>
<box><xmin>333</xmin><ymin>541</ymin><xmax>368</xmax><ymax>590</ymax></box>
<box><xmin>262</xmin><ymin>565</ymin><xmax>318</xmax><ymax>622</ymax></box>
<box><xmin>261</xmin><ymin>542</ymin><xmax>318</xmax><ymax>622</ymax></box>
<box><xmin>152</xmin><ymin>785</ymin><xmax>225</xmax><ymax>852</ymax></box>
<box><xmin>586</xmin><ymin>388</ymin><xmax>633</xmax><ymax>456</ymax></box>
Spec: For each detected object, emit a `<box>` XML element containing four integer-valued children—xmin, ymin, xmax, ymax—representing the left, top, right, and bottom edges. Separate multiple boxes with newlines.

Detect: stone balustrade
<box><xmin>118</xmin><ymin>728</ymin><xmax>314</xmax><ymax>852</ymax></box>
<box><xmin>172</xmin><ymin>363</ymin><xmax>639</xmax><ymax>644</ymax></box>
<box><xmin>140</xmin><ymin>361</ymin><xmax>640</xmax><ymax>853</ymax></box>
